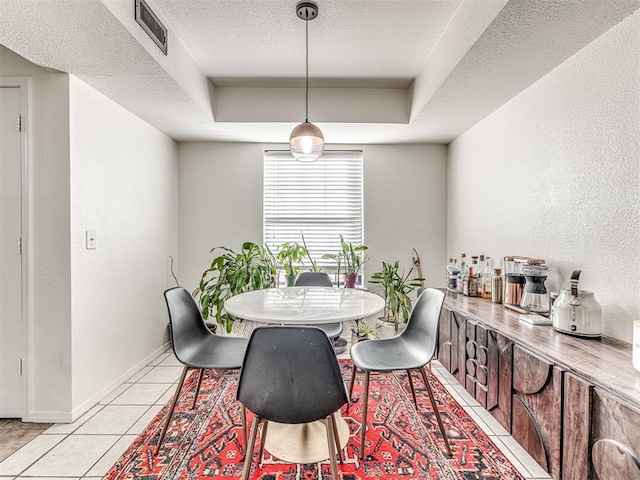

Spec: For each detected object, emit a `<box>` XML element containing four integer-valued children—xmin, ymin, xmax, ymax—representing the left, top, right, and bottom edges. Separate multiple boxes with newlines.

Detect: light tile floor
<box><xmin>0</xmin><ymin>342</ymin><xmax>552</xmax><ymax>479</ymax></box>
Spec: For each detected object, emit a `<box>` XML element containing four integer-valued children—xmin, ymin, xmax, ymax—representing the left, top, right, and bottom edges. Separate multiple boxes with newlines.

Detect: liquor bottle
<box><xmin>491</xmin><ymin>268</ymin><xmax>504</xmax><ymax>304</ymax></box>
<box><xmin>446</xmin><ymin>258</ymin><xmax>453</xmax><ymax>285</ymax></box>
<box><xmin>482</xmin><ymin>256</ymin><xmax>493</xmax><ymax>298</ymax></box>
<box><xmin>463</xmin><ymin>267</ymin><xmax>478</xmax><ymax>297</ymax></box>
<box><xmin>470</xmin><ymin>256</ymin><xmax>479</xmax><ymax>281</ymax></box>
<box><xmin>446</xmin><ymin>258</ymin><xmax>459</xmax><ymax>292</ymax></box>
<box><xmin>456</xmin><ymin>253</ymin><xmax>467</xmax><ymax>294</ymax></box>
<box><xmin>477</xmin><ymin>255</ymin><xmax>485</xmax><ymax>295</ymax></box>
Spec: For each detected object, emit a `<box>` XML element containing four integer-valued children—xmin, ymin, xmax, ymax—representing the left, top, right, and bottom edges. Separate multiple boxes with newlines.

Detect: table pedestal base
<box><xmin>263</xmin><ymin>414</ymin><xmax>350</xmax><ymax>463</ymax></box>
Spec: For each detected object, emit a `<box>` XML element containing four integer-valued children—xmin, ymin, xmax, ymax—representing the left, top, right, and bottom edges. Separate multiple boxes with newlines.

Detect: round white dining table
<box><xmin>223</xmin><ymin>286</ymin><xmax>384</xmax><ymax>463</ymax></box>
<box><xmin>224</xmin><ymin>286</ymin><xmax>385</xmax><ymax>325</ymax></box>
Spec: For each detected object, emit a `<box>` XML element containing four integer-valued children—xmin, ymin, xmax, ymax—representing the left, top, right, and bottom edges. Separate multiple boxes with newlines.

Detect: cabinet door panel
<box><xmin>512</xmin><ymin>395</ymin><xmax>548</xmax><ymax>470</ymax></box>
<box><xmin>464</xmin><ymin>321</ymin><xmax>512</xmax><ymax>423</ymax></box>
<box><xmin>512</xmin><ymin>345</ymin><xmax>562</xmax><ymax>480</ymax></box>
<box><xmin>487</xmin><ymin>330</ymin><xmax>512</xmax><ymax>432</ymax></box>
<box><xmin>438</xmin><ymin>307</ymin><xmax>452</xmax><ymax>371</ymax></box>
<box><xmin>591</xmin><ymin>389</ymin><xmax>640</xmax><ymax>480</ymax></box>
<box><xmin>562</xmin><ymin>372</ymin><xmax>593</xmax><ymax>480</ymax></box>
<box><xmin>453</xmin><ymin>311</ymin><xmax>467</xmax><ymax>384</ymax></box>
<box><xmin>437</xmin><ymin>307</ymin><xmax>466</xmax><ymax>381</ymax></box>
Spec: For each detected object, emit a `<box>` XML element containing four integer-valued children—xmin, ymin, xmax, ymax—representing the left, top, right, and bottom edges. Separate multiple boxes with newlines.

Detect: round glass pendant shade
<box><xmin>289</xmin><ymin>121</ymin><xmax>324</xmax><ymax>162</ymax></box>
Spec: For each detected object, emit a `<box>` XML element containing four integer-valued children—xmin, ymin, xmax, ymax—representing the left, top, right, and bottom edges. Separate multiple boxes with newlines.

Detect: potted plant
<box><xmin>323</xmin><ymin>234</ymin><xmax>368</xmax><ymax>288</ymax></box>
<box><xmin>351</xmin><ymin>319</ymin><xmax>379</xmax><ymax>343</ymax></box>
<box><xmin>369</xmin><ymin>261</ymin><xmax>423</xmax><ymax>333</ymax></box>
<box><xmin>276</xmin><ymin>241</ymin><xmax>308</xmax><ymax>286</ymax></box>
<box><xmin>193</xmin><ymin>241</ymin><xmax>277</xmax><ymax>333</ymax></box>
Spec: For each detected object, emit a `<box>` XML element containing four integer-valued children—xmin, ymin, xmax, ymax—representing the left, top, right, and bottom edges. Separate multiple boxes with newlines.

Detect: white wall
<box><xmin>69</xmin><ymin>77</ymin><xmax>178</xmax><ymax>415</ymax></box>
<box><xmin>178</xmin><ymin>142</ymin><xmax>447</xmax><ymax>300</ymax></box>
<box><xmin>448</xmin><ymin>11</ymin><xmax>640</xmax><ymax>343</ymax></box>
<box><xmin>1</xmin><ymin>46</ymin><xmax>179</xmax><ymax>421</ymax></box>
<box><xmin>1</xmin><ymin>45</ymin><xmax>73</xmax><ymax>419</ymax></box>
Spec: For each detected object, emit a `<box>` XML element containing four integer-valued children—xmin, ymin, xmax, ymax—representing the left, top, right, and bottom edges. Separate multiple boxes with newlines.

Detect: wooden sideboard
<box><xmin>438</xmin><ymin>292</ymin><xmax>640</xmax><ymax>480</ymax></box>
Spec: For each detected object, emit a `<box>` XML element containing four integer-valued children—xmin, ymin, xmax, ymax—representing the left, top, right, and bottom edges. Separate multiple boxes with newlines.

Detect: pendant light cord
<box><xmin>305</xmin><ymin>15</ymin><xmax>309</xmax><ymax>123</ymax></box>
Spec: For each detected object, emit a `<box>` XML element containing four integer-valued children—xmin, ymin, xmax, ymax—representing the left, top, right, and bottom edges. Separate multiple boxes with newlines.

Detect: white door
<box><xmin>0</xmin><ymin>86</ymin><xmax>23</xmax><ymax>417</ymax></box>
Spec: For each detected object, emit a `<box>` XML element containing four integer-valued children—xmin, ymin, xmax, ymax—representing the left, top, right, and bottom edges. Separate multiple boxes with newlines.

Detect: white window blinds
<box><xmin>264</xmin><ymin>150</ymin><xmax>364</xmax><ymax>269</ymax></box>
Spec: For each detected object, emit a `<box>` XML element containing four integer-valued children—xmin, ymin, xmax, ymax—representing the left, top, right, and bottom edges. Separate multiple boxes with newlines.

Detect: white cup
<box><xmin>634</xmin><ymin>321</ymin><xmax>640</xmax><ymax>372</ymax></box>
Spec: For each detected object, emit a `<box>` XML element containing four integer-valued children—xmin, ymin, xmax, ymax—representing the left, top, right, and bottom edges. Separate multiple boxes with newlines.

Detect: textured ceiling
<box><xmin>151</xmin><ymin>0</ymin><xmax>462</xmax><ymax>82</ymax></box>
<box><xmin>1</xmin><ymin>0</ymin><xmax>639</xmax><ymax>144</ymax></box>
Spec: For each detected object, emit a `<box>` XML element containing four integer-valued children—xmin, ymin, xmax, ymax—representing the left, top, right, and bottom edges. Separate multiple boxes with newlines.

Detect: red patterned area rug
<box><xmin>104</xmin><ymin>360</ymin><xmax>524</xmax><ymax>479</ymax></box>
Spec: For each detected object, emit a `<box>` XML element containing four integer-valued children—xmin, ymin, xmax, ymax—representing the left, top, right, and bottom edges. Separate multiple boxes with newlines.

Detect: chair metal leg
<box><xmin>240</xmin><ymin>404</ymin><xmax>247</xmax><ymax>452</ymax></box>
<box><xmin>348</xmin><ymin>364</ymin><xmax>358</xmax><ymax>408</ymax></box>
<box><xmin>419</xmin><ymin>366</ymin><xmax>452</xmax><ymax>456</ymax></box>
<box><xmin>241</xmin><ymin>416</ymin><xmax>261</xmax><ymax>480</ymax></box>
<box><xmin>258</xmin><ymin>420</ymin><xmax>269</xmax><ymax>466</ymax></box>
<box><xmin>406</xmin><ymin>369</ymin><xmax>418</xmax><ymax>409</ymax></box>
<box><xmin>330</xmin><ymin>412</ymin><xmax>343</xmax><ymax>464</ymax></box>
<box><xmin>359</xmin><ymin>371</ymin><xmax>370</xmax><ymax>460</ymax></box>
<box><xmin>191</xmin><ymin>368</ymin><xmax>205</xmax><ymax>409</ymax></box>
<box><xmin>325</xmin><ymin>415</ymin><xmax>339</xmax><ymax>480</ymax></box>
<box><xmin>155</xmin><ymin>366</ymin><xmax>190</xmax><ymax>455</ymax></box>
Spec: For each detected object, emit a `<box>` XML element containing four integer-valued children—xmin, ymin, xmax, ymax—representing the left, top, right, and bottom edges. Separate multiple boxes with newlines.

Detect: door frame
<box><xmin>1</xmin><ymin>76</ymin><xmax>32</xmax><ymax>421</ymax></box>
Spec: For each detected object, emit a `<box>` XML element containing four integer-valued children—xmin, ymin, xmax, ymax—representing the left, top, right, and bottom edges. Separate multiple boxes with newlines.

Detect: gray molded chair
<box><xmin>348</xmin><ymin>287</ymin><xmax>451</xmax><ymax>459</ymax></box>
<box><xmin>237</xmin><ymin>326</ymin><xmax>349</xmax><ymax>480</ymax></box>
<box><xmin>157</xmin><ymin>287</ymin><xmax>249</xmax><ymax>454</ymax></box>
<box><xmin>294</xmin><ymin>272</ymin><xmax>343</xmax><ymax>339</ymax></box>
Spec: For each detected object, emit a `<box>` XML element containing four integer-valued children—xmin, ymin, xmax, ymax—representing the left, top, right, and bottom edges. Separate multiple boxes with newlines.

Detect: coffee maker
<box><xmin>519</xmin><ymin>260</ymin><xmax>549</xmax><ymax>313</ymax></box>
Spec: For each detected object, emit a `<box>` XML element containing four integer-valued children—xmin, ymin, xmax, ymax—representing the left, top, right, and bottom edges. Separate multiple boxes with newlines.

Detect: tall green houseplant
<box><xmin>370</xmin><ymin>261</ymin><xmax>423</xmax><ymax>332</ymax></box>
<box><xmin>194</xmin><ymin>242</ymin><xmax>276</xmax><ymax>333</ymax></box>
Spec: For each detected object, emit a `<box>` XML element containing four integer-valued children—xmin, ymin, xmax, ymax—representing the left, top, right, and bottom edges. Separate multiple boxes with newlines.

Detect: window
<box><xmin>264</xmin><ymin>150</ymin><xmax>364</xmax><ymax>272</ymax></box>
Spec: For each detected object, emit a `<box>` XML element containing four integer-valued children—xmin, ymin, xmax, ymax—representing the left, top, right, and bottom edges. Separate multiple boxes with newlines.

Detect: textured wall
<box><xmin>178</xmin><ymin>142</ymin><xmax>447</xmax><ymax>299</ymax></box>
<box><xmin>69</xmin><ymin>77</ymin><xmax>178</xmax><ymax>415</ymax></box>
<box><xmin>448</xmin><ymin>11</ymin><xmax>640</xmax><ymax>343</ymax></box>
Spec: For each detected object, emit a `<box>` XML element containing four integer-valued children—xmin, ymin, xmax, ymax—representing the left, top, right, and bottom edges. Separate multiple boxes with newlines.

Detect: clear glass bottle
<box><xmin>477</xmin><ymin>255</ymin><xmax>485</xmax><ymax>296</ymax></box>
<box><xmin>470</xmin><ymin>256</ymin><xmax>479</xmax><ymax>277</ymax></box>
<box><xmin>492</xmin><ymin>268</ymin><xmax>504</xmax><ymax>304</ymax></box>
<box><xmin>482</xmin><ymin>256</ymin><xmax>492</xmax><ymax>298</ymax></box>
<box><xmin>446</xmin><ymin>258</ymin><xmax>453</xmax><ymax>285</ymax></box>
<box><xmin>447</xmin><ymin>258</ymin><xmax>459</xmax><ymax>292</ymax></box>
<box><xmin>463</xmin><ymin>267</ymin><xmax>478</xmax><ymax>297</ymax></box>
<box><xmin>456</xmin><ymin>253</ymin><xmax>467</xmax><ymax>294</ymax></box>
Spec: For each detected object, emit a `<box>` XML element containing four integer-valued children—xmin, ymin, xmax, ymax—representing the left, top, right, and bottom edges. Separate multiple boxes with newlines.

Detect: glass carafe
<box><xmin>520</xmin><ymin>263</ymin><xmax>549</xmax><ymax>313</ymax></box>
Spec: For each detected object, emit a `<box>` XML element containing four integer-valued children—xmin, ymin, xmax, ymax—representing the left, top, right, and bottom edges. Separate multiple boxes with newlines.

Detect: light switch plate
<box><xmin>86</xmin><ymin>230</ymin><xmax>96</xmax><ymax>250</ymax></box>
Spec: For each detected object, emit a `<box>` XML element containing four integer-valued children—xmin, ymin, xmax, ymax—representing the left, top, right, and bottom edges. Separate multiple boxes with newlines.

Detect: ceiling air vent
<box><xmin>135</xmin><ymin>0</ymin><xmax>168</xmax><ymax>55</ymax></box>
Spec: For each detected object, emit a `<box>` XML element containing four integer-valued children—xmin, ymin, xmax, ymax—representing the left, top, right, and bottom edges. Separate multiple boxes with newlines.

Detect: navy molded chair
<box><xmin>237</xmin><ymin>326</ymin><xmax>349</xmax><ymax>480</ymax></box>
<box><xmin>294</xmin><ymin>272</ymin><xmax>343</xmax><ymax>340</ymax></box>
<box><xmin>157</xmin><ymin>287</ymin><xmax>249</xmax><ymax>454</ymax></box>
<box><xmin>348</xmin><ymin>288</ymin><xmax>451</xmax><ymax>459</ymax></box>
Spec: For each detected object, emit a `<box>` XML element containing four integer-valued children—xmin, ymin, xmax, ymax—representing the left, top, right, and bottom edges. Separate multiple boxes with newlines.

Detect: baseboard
<box><xmin>26</xmin><ymin>342</ymin><xmax>170</xmax><ymax>424</ymax></box>
<box><xmin>28</xmin><ymin>411</ymin><xmax>74</xmax><ymax>423</ymax></box>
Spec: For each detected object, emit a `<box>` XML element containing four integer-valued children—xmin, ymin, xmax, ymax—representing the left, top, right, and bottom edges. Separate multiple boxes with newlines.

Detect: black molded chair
<box><xmin>237</xmin><ymin>326</ymin><xmax>349</xmax><ymax>480</ymax></box>
<box><xmin>348</xmin><ymin>287</ymin><xmax>451</xmax><ymax>459</ymax></box>
<box><xmin>157</xmin><ymin>287</ymin><xmax>249</xmax><ymax>454</ymax></box>
<box><xmin>294</xmin><ymin>272</ymin><xmax>343</xmax><ymax>340</ymax></box>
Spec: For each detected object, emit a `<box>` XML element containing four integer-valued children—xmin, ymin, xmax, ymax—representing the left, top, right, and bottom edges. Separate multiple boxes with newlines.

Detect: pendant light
<box><xmin>290</xmin><ymin>1</ymin><xmax>324</xmax><ymax>162</ymax></box>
